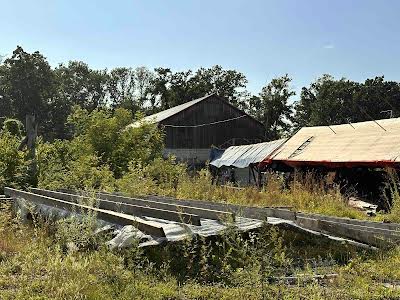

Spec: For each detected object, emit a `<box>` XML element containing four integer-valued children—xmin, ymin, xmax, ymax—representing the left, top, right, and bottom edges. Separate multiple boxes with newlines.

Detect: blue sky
<box><xmin>1</xmin><ymin>0</ymin><xmax>400</xmax><ymax>99</ymax></box>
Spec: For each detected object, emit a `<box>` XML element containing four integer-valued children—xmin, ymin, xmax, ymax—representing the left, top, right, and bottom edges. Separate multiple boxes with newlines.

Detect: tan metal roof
<box><xmin>268</xmin><ymin>118</ymin><xmax>400</xmax><ymax>167</ymax></box>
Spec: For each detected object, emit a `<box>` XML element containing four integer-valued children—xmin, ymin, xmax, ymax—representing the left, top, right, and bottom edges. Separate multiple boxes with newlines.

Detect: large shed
<box><xmin>130</xmin><ymin>94</ymin><xmax>265</xmax><ymax>163</ymax></box>
<box><xmin>263</xmin><ymin>118</ymin><xmax>400</xmax><ymax>169</ymax></box>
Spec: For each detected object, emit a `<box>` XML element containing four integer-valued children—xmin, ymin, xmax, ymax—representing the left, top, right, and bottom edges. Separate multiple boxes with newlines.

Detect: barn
<box><xmin>130</xmin><ymin>94</ymin><xmax>265</xmax><ymax>164</ymax></box>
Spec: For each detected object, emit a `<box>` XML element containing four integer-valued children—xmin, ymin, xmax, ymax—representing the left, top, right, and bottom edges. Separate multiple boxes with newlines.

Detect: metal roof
<box><xmin>128</xmin><ymin>94</ymin><xmax>213</xmax><ymax>128</ymax></box>
<box><xmin>128</xmin><ymin>93</ymin><xmax>264</xmax><ymax>129</ymax></box>
<box><xmin>210</xmin><ymin>139</ymin><xmax>286</xmax><ymax>168</ymax></box>
<box><xmin>267</xmin><ymin>117</ymin><xmax>400</xmax><ymax>168</ymax></box>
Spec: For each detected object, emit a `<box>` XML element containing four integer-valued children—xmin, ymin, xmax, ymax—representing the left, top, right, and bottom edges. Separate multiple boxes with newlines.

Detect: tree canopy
<box><xmin>2</xmin><ymin>46</ymin><xmax>400</xmax><ymax>142</ymax></box>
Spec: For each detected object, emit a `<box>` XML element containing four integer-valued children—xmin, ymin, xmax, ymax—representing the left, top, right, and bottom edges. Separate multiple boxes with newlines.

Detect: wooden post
<box><xmin>25</xmin><ymin>114</ymin><xmax>37</xmax><ymax>152</ymax></box>
<box><xmin>26</xmin><ymin>114</ymin><xmax>38</xmax><ymax>184</ymax></box>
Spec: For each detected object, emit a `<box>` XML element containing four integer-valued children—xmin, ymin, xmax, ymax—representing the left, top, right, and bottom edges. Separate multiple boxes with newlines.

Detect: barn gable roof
<box><xmin>265</xmin><ymin>117</ymin><xmax>400</xmax><ymax>168</ymax></box>
<box><xmin>141</xmin><ymin>94</ymin><xmax>211</xmax><ymax>124</ymax></box>
<box><xmin>128</xmin><ymin>94</ymin><xmax>264</xmax><ymax>128</ymax></box>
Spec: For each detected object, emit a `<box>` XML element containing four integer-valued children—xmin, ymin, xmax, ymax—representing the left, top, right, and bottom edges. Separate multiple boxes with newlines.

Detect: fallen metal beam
<box><xmin>143</xmin><ymin>194</ymin><xmax>400</xmax><ymax>233</ymax></box>
<box><xmin>60</xmin><ymin>189</ymin><xmax>235</xmax><ymax>222</ymax></box>
<box><xmin>30</xmin><ymin>188</ymin><xmax>201</xmax><ymax>226</ymax></box>
<box><xmin>138</xmin><ymin>195</ymin><xmax>400</xmax><ymax>247</ymax></box>
<box><xmin>268</xmin><ymin>273</ymin><xmax>338</xmax><ymax>285</ymax></box>
<box><xmin>60</xmin><ymin>189</ymin><xmax>294</xmax><ymax>220</ymax></box>
<box><xmin>138</xmin><ymin>194</ymin><xmax>296</xmax><ymax>220</ymax></box>
<box><xmin>297</xmin><ymin>212</ymin><xmax>400</xmax><ymax>231</ymax></box>
<box><xmin>296</xmin><ymin>216</ymin><xmax>400</xmax><ymax>247</ymax></box>
<box><xmin>4</xmin><ymin>188</ymin><xmax>166</xmax><ymax>237</ymax></box>
<box><xmin>59</xmin><ymin>190</ymin><xmax>400</xmax><ymax>247</ymax></box>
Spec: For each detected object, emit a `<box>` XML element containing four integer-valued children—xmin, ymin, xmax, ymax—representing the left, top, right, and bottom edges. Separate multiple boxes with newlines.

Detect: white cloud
<box><xmin>323</xmin><ymin>43</ymin><xmax>335</xmax><ymax>49</ymax></box>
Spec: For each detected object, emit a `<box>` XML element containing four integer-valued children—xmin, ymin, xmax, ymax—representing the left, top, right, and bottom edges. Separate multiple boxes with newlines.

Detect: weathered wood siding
<box><xmin>160</xmin><ymin>95</ymin><xmax>265</xmax><ymax>149</ymax></box>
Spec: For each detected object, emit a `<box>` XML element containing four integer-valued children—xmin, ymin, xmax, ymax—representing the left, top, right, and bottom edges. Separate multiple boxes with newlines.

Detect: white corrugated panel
<box><xmin>211</xmin><ymin>139</ymin><xmax>286</xmax><ymax>168</ymax></box>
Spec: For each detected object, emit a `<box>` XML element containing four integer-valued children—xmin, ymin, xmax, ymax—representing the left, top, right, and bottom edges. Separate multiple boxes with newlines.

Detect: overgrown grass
<box><xmin>0</xmin><ymin>202</ymin><xmax>400</xmax><ymax>299</ymax></box>
<box><xmin>118</xmin><ymin>167</ymin><xmax>367</xmax><ymax>220</ymax></box>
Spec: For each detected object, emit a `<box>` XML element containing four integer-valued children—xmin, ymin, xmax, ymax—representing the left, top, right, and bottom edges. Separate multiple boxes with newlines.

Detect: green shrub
<box><xmin>117</xmin><ymin>156</ymin><xmax>186</xmax><ymax>196</ymax></box>
<box><xmin>0</xmin><ymin>130</ymin><xmax>30</xmax><ymax>192</ymax></box>
<box><xmin>67</xmin><ymin>106</ymin><xmax>164</xmax><ymax>178</ymax></box>
<box><xmin>2</xmin><ymin>118</ymin><xmax>24</xmax><ymax>137</ymax></box>
<box><xmin>37</xmin><ymin>138</ymin><xmax>115</xmax><ymax>191</ymax></box>
<box><xmin>382</xmin><ymin>168</ymin><xmax>400</xmax><ymax>222</ymax></box>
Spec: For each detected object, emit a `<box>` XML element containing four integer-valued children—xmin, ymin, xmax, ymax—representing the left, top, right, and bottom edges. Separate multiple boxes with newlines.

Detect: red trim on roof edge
<box><xmin>260</xmin><ymin>159</ymin><xmax>400</xmax><ymax>169</ymax></box>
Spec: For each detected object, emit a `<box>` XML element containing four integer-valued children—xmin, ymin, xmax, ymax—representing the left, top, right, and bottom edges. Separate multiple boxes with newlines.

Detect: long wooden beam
<box><xmin>30</xmin><ymin>188</ymin><xmax>201</xmax><ymax>226</ymax></box>
<box><xmin>59</xmin><ymin>189</ymin><xmax>235</xmax><ymax>222</ymax></box>
<box><xmin>4</xmin><ymin>188</ymin><xmax>166</xmax><ymax>237</ymax></box>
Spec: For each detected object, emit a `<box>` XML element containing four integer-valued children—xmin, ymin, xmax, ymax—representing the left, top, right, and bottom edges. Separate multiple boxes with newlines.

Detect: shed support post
<box><xmin>251</xmin><ymin>166</ymin><xmax>257</xmax><ymax>185</ymax></box>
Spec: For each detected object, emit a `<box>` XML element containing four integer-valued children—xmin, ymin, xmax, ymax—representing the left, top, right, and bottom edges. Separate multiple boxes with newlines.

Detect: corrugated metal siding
<box><xmin>210</xmin><ymin>139</ymin><xmax>286</xmax><ymax>168</ymax></box>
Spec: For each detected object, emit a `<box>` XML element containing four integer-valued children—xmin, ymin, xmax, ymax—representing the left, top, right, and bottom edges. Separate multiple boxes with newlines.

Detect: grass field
<box><xmin>1</xmin><ymin>174</ymin><xmax>400</xmax><ymax>300</ymax></box>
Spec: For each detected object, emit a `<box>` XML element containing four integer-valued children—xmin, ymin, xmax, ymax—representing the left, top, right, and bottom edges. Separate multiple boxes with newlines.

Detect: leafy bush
<box><xmin>0</xmin><ymin>130</ymin><xmax>30</xmax><ymax>192</ymax></box>
<box><xmin>2</xmin><ymin>118</ymin><xmax>24</xmax><ymax>137</ymax></box>
<box><xmin>37</xmin><ymin>106</ymin><xmax>166</xmax><ymax>191</ymax></box>
<box><xmin>54</xmin><ymin>213</ymin><xmax>103</xmax><ymax>252</ymax></box>
<box><xmin>68</xmin><ymin>106</ymin><xmax>164</xmax><ymax>178</ymax></box>
<box><xmin>117</xmin><ymin>156</ymin><xmax>186</xmax><ymax>196</ymax></box>
<box><xmin>37</xmin><ymin>138</ymin><xmax>115</xmax><ymax>191</ymax></box>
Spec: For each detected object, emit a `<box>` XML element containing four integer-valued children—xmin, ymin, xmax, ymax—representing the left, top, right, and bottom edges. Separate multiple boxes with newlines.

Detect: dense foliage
<box><xmin>2</xmin><ymin>74</ymin><xmax>400</xmax><ymax>297</ymax></box>
<box><xmin>3</xmin><ymin>46</ymin><xmax>400</xmax><ymax>140</ymax></box>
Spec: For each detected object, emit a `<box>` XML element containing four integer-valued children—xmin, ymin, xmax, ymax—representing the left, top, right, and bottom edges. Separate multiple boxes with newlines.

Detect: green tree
<box><xmin>354</xmin><ymin>76</ymin><xmax>400</xmax><ymax>121</ymax></box>
<box><xmin>0</xmin><ymin>126</ymin><xmax>30</xmax><ymax>192</ymax></box>
<box><xmin>134</xmin><ymin>66</ymin><xmax>154</xmax><ymax>111</ymax></box>
<box><xmin>107</xmin><ymin>66</ymin><xmax>155</xmax><ymax>114</ymax></box>
<box><xmin>192</xmin><ymin>65</ymin><xmax>248</xmax><ymax>107</ymax></box>
<box><xmin>49</xmin><ymin>61</ymin><xmax>108</xmax><ymax>139</ymax></box>
<box><xmin>54</xmin><ymin>61</ymin><xmax>108</xmax><ymax>111</ymax></box>
<box><xmin>291</xmin><ymin>75</ymin><xmax>400</xmax><ymax>130</ymax></box>
<box><xmin>149</xmin><ymin>68</ymin><xmax>193</xmax><ymax>110</ymax></box>
<box><xmin>149</xmin><ymin>65</ymin><xmax>248</xmax><ymax>110</ymax></box>
<box><xmin>2</xmin><ymin>118</ymin><xmax>24</xmax><ymax>137</ymax></box>
<box><xmin>293</xmin><ymin>75</ymin><xmax>356</xmax><ymax>129</ymax></box>
<box><xmin>0</xmin><ymin>46</ymin><xmax>55</xmax><ymax>124</ymax></box>
<box><xmin>249</xmin><ymin>75</ymin><xmax>295</xmax><ymax>140</ymax></box>
<box><xmin>107</xmin><ymin>67</ymin><xmax>136</xmax><ymax>110</ymax></box>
